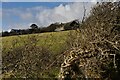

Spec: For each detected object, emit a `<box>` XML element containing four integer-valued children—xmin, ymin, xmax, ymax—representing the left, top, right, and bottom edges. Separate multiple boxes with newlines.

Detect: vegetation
<box><xmin>59</xmin><ymin>2</ymin><xmax>120</xmax><ymax>79</ymax></box>
<box><xmin>2</xmin><ymin>30</ymin><xmax>72</xmax><ymax>78</ymax></box>
<box><xmin>2</xmin><ymin>31</ymin><xmax>69</xmax><ymax>54</ymax></box>
<box><xmin>1</xmin><ymin>20</ymin><xmax>80</xmax><ymax>37</ymax></box>
<box><xmin>1</xmin><ymin>2</ymin><xmax>120</xmax><ymax>80</ymax></box>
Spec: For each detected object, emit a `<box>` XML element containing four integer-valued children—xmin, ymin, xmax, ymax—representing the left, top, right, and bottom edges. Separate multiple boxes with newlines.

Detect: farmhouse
<box><xmin>55</xmin><ymin>24</ymin><xmax>64</xmax><ymax>31</ymax></box>
<box><xmin>10</xmin><ymin>29</ymin><xmax>21</xmax><ymax>33</ymax></box>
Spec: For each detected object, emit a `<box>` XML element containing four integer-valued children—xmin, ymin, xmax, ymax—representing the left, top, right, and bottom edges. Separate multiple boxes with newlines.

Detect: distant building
<box><xmin>55</xmin><ymin>26</ymin><xmax>64</xmax><ymax>31</ymax></box>
<box><xmin>10</xmin><ymin>29</ymin><xmax>20</xmax><ymax>33</ymax></box>
<box><xmin>54</xmin><ymin>23</ymin><xmax>65</xmax><ymax>32</ymax></box>
<box><xmin>64</xmin><ymin>20</ymin><xmax>80</xmax><ymax>30</ymax></box>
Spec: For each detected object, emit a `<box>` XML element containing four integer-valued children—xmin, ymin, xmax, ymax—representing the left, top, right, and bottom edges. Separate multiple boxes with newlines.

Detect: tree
<box><xmin>30</xmin><ymin>24</ymin><xmax>38</xmax><ymax>29</ymax></box>
<box><xmin>2</xmin><ymin>31</ymin><xmax>9</xmax><ymax>37</ymax></box>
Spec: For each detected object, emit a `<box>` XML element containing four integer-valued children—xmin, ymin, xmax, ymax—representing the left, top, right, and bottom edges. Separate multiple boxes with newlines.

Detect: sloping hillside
<box><xmin>2</xmin><ymin>2</ymin><xmax>120</xmax><ymax>80</ymax></box>
<box><xmin>2</xmin><ymin>30</ymin><xmax>73</xmax><ymax>78</ymax></box>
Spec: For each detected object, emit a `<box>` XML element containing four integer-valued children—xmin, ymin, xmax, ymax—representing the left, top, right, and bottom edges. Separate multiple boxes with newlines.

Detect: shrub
<box><xmin>2</xmin><ymin>35</ymin><xmax>56</xmax><ymax>78</ymax></box>
<box><xmin>59</xmin><ymin>2</ymin><xmax>120</xmax><ymax>79</ymax></box>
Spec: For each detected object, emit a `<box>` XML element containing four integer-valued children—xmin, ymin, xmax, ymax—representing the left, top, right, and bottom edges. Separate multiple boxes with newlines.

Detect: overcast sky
<box><xmin>1</xmin><ymin>0</ymin><xmax>119</xmax><ymax>31</ymax></box>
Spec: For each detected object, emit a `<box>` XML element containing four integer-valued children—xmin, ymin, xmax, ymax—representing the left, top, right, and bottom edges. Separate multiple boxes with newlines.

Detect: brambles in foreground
<box><xmin>2</xmin><ymin>34</ymin><xmax>67</xmax><ymax>78</ymax></box>
<box><xmin>2</xmin><ymin>36</ymin><xmax>53</xmax><ymax>78</ymax></box>
<box><xmin>59</xmin><ymin>2</ymin><xmax>120</xmax><ymax>79</ymax></box>
<box><xmin>2</xmin><ymin>2</ymin><xmax>120</xmax><ymax>79</ymax></box>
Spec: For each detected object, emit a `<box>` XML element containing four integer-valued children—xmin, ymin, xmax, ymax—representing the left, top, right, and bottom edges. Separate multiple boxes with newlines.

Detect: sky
<box><xmin>1</xmin><ymin>0</ymin><xmax>119</xmax><ymax>31</ymax></box>
<box><xmin>2</xmin><ymin>2</ymin><xmax>70</xmax><ymax>31</ymax></box>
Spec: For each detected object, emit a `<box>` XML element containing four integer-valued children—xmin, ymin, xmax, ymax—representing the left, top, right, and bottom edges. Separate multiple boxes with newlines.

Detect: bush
<box><xmin>59</xmin><ymin>2</ymin><xmax>120</xmax><ymax>79</ymax></box>
<box><xmin>2</xmin><ymin>35</ymin><xmax>58</xmax><ymax>78</ymax></box>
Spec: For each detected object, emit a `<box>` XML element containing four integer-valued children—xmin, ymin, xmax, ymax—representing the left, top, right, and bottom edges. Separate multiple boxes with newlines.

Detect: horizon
<box><xmin>2</xmin><ymin>2</ymin><xmax>96</xmax><ymax>31</ymax></box>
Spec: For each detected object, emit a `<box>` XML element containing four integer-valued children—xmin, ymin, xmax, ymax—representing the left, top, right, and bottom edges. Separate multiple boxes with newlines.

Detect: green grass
<box><xmin>2</xmin><ymin>31</ymin><xmax>70</xmax><ymax>54</ymax></box>
<box><xmin>2</xmin><ymin>30</ymin><xmax>75</xmax><ymax>78</ymax></box>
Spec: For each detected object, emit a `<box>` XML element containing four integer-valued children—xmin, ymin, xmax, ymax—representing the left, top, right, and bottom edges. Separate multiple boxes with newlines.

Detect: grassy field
<box><xmin>2</xmin><ymin>30</ymin><xmax>73</xmax><ymax>78</ymax></box>
<box><xmin>2</xmin><ymin>31</ymin><xmax>70</xmax><ymax>54</ymax></box>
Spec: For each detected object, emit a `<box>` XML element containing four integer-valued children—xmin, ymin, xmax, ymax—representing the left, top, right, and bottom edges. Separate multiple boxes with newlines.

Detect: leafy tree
<box><xmin>30</xmin><ymin>24</ymin><xmax>38</xmax><ymax>29</ymax></box>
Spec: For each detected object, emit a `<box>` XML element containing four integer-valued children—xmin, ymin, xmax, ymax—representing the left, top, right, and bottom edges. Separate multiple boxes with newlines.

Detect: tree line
<box><xmin>1</xmin><ymin>20</ymin><xmax>80</xmax><ymax>37</ymax></box>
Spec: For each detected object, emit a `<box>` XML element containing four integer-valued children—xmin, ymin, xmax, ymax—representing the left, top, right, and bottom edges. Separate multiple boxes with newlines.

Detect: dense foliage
<box><xmin>59</xmin><ymin>2</ymin><xmax>120</xmax><ymax>79</ymax></box>
<box><xmin>2</xmin><ymin>2</ymin><xmax>120</xmax><ymax>80</ymax></box>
